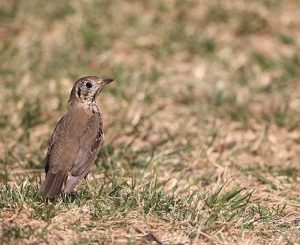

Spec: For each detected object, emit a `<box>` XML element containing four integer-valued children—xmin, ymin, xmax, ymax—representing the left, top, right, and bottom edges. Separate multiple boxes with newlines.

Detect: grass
<box><xmin>1</xmin><ymin>0</ymin><xmax>300</xmax><ymax>244</ymax></box>
<box><xmin>0</xmin><ymin>177</ymin><xmax>289</xmax><ymax>244</ymax></box>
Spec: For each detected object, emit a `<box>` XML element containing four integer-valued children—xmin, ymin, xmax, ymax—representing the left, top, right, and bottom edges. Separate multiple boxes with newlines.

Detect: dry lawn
<box><xmin>0</xmin><ymin>0</ymin><xmax>300</xmax><ymax>244</ymax></box>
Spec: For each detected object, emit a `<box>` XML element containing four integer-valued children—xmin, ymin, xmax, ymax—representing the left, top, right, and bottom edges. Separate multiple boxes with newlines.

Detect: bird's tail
<box><xmin>39</xmin><ymin>171</ymin><xmax>68</xmax><ymax>199</ymax></box>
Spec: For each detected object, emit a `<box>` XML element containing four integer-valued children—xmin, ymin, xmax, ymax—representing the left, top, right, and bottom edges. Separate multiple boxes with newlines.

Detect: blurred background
<box><xmin>0</xmin><ymin>0</ymin><xmax>299</xmax><ymax>243</ymax></box>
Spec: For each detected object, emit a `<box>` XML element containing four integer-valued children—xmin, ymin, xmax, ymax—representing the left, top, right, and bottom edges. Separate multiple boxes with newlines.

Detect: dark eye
<box><xmin>86</xmin><ymin>82</ymin><xmax>93</xmax><ymax>88</ymax></box>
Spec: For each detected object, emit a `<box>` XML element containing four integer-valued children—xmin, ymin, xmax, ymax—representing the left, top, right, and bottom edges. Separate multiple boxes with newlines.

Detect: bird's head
<box><xmin>69</xmin><ymin>76</ymin><xmax>113</xmax><ymax>103</ymax></box>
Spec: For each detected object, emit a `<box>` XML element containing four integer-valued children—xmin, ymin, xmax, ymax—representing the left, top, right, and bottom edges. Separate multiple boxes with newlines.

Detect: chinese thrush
<box><xmin>39</xmin><ymin>76</ymin><xmax>113</xmax><ymax>198</ymax></box>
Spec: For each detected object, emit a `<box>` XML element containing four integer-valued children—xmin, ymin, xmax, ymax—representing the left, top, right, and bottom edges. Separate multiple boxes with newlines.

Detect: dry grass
<box><xmin>1</xmin><ymin>0</ymin><xmax>300</xmax><ymax>244</ymax></box>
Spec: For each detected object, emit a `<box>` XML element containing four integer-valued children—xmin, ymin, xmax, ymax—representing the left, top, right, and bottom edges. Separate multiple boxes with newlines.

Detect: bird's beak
<box><xmin>95</xmin><ymin>78</ymin><xmax>114</xmax><ymax>94</ymax></box>
<box><xmin>100</xmin><ymin>78</ymin><xmax>114</xmax><ymax>85</ymax></box>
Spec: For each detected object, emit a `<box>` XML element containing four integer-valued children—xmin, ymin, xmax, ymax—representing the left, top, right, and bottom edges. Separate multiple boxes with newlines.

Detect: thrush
<box><xmin>39</xmin><ymin>76</ymin><xmax>113</xmax><ymax>198</ymax></box>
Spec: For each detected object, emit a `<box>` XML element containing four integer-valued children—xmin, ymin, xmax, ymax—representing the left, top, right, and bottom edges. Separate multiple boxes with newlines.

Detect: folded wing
<box><xmin>64</xmin><ymin>112</ymin><xmax>103</xmax><ymax>194</ymax></box>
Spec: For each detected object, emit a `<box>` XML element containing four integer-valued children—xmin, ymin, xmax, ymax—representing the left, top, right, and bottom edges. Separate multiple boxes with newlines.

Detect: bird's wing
<box><xmin>44</xmin><ymin>115</ymin><xmax>68</xmax><ymax>174</ymax></box>
<box><xmin>64</xmin><ymin>112</ymin><xmax>103</xmax><ymax>193</ymax></box>
<box><xmin>39</xmin><ymin>115</ymin><xmax>69</xmax><ymax>198</ymax></box>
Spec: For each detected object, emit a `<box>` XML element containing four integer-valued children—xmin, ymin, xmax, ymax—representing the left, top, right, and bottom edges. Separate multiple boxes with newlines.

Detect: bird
<box><xmin>39</xmin><ymin>76</ymin><xmax>113</xmax><ymax>199</ymax></box>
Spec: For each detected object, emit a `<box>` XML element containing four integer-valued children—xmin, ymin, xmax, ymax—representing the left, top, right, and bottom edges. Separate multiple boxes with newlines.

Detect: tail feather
<box><xmin>39</xmin><ymin>171</ymin><xmax>68</xmax><ymax>198</ymax></box>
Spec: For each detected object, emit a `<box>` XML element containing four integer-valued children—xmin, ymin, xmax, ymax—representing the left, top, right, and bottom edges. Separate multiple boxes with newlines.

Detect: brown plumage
<box><xmin>39</xmin><ymin>76</ymin><xmax>113</xmax><ymax>198</ymax></box>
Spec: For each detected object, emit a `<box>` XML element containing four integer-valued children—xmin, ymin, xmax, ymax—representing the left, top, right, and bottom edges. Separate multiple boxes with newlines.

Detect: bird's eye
<box><xmin>86</xmin><ymin>82</ymin><xmax>93</xmax><ymax>88</ymax></box>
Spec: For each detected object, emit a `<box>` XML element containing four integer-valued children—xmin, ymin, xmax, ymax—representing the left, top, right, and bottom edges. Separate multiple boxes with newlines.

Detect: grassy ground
<box><xmin>1</xmin><ymin>0</ymin><xmax>300</xmax><ymax>244</ymax></box>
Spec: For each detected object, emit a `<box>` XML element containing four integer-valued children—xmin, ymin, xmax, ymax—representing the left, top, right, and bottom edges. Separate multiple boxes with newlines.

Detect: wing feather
<box><xmin>64</xmin><ymin>112</ymin><xmax>103</xmax><ymax>193</ymax></box>
<box><xmin>44</xmin><ymin>116</ymin><xmax>68</xmax><ymax>174</ymax></box>
<box><xmin>39</xmin><ymin>116</ymin><xmax>69</xmax><ymax>198</ymax></box>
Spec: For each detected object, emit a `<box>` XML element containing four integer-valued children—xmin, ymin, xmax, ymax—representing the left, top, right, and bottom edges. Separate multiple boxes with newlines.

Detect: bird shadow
<box><xmin>62</xmin><ymin>192</ymin><xmax>79</xmax><ymax>203</ymax></box>
<box><xmin>37</xmin><ymin>192</ymin><xmax>79</xmax><ymax>204</ymax></box>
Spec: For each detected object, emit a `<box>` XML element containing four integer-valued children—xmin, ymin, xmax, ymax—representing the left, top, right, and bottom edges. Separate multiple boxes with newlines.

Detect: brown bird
<box><xmin>39</xmin><ymin>76</ymin><xmax>113</xmax><ymax>198</ymax></box>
